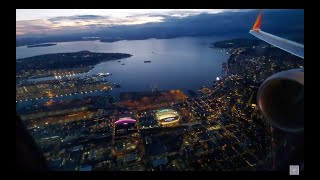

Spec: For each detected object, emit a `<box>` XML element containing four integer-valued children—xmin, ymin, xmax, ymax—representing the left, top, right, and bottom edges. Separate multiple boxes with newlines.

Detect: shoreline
<box><xmin>16</xmin><ymin>35</ymin><xmax>234</xmax><ymax>48</ymax></box>
<box><xmin>27</xmin><ymin>43</ymin><xmax>57</xmax><ymax>48</ymax></box>
<box><xmin>17</xmin><ymin>51</ymin><xmax>132</xmax><ymax>82</ymax></box>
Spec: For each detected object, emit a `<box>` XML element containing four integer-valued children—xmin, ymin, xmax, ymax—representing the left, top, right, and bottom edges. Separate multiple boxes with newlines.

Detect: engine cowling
<box><xmin>257</xmin><ymin>69</ymin><xmax>304</xmax><ymax>132</ymax></box>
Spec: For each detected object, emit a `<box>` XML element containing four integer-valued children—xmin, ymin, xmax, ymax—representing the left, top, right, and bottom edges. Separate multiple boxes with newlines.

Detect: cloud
<box><xmin>48</xmin><ymin>15</ymin><xmax>105</xmax><ymax>22</ymax></box>
<box><xmin>15</xmin><ymin>9</ymin><xmax>251</xmax><ymax>36</ymax></box>
<box><xmin>17</xmin><ymin>14</ymin><xmax>167</xmax><ymax>35</ymax></box>
<box><xmin>16</xmin><ymin>19</ymin><xmax>55</xmax><ymax>35</ymax></box>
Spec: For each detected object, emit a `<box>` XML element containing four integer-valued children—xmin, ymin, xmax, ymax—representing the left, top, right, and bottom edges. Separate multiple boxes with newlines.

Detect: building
<box><xmin>114</xmin><ymin>114</ymin><xmax>137</xmax><ymax>137</ymax></box>
<box><xmin>112</xmin><ymin>114</ymin><xmax>140</xmax><ymax>156</ymax></box>
<box><xmin>80</xmin><ymin>165</ymin><xmax>92</xmax><ymax>171</ymax></box>
<box><xmin>155</xmin><ymin>109</ymin><xmax>180</xmax><ymax>127</ymax></box>
<box><xmin>151</xmin><ymin>157</ymin><xmax>168</xmax><ymax>167</ymax></box>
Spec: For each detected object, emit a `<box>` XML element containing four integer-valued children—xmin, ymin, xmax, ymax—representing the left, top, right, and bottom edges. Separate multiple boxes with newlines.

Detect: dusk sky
<box><xmin>16</xmin><ymin>9</ymin><xmax>245</xmax><ymax>35</ymax></box>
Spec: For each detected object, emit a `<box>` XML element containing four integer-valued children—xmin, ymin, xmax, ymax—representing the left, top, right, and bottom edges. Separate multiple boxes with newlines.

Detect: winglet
<box><xmin>252</xmin><ymin>10</ymin><xmax>262</xmax><ymax>31</ymax></box>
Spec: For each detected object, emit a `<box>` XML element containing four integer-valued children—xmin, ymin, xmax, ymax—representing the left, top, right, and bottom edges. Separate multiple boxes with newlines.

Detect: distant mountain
<box><xmin>16</xmin><ymin>9</ymin><xmax>304</xmax><ymax>47</ymax></box>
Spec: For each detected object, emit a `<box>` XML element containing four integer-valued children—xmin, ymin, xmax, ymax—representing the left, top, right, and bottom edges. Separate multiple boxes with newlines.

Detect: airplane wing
<box><xmin>249</xmin><ymin>11</ymin><xmax>304</xmax><ymax>59</ymax></box>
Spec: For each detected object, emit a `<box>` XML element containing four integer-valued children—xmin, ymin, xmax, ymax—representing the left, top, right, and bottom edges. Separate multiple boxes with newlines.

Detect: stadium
<box><xmin>155</xmin><ymin>109</ymin><xmax>180</xmax><ymax>126</ymax></box>
<box><xmin>114</xmin><ymin>114</ymin><xmax>137</xmax><ymax>137</ymax></box>
<box><xmin>112</xmin><ymin>115</ymin><xmax>140</xmax><ymax>155</ymax></box>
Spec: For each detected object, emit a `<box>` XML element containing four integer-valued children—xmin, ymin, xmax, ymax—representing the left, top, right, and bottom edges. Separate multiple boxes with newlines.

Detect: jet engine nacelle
<box><xmin>257</xmin><ymin>69</ymin><xmax>304</xmax><ymax>132</ymax></box>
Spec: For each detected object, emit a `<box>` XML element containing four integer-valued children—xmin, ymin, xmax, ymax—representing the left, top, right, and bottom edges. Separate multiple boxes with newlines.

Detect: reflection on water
<box><xmin>16</xmin><ymin>36</ymin><xmax>236</xmax><ymax>96</ymax></box>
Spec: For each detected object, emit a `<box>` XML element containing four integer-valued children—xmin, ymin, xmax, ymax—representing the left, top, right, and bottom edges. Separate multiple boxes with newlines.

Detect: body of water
<box><xmin>16</xmin><ymin>36</ymin><xmax>237</xmax><ymax>95</ymax></box>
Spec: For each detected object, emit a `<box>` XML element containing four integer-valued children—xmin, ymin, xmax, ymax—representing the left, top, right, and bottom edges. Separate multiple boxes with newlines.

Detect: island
<box><xmin>16</xmin><ymin>50</ymin><xmax>132</xmax><ymax>81</ymax></box>
<box><xmin>100</xmin><ymin>38</ymin><xmax>123</xmax><ymax>43</ymax></box>
<box><xmin>27</xmin><ymin>43</ymin><xmax>57</xmax><ymax>48</ymax></box>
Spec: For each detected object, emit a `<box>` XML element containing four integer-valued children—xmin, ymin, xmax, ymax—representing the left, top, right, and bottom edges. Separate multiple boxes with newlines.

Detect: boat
<box><xmin>144</xmin><ymin>61</ymin><xmax>151</xmax><ymax>63</ymax></box>
<box><xmin>97</xmin><ymin>72</ymin><xmax>111</xmax><ymax>77</ymax></box>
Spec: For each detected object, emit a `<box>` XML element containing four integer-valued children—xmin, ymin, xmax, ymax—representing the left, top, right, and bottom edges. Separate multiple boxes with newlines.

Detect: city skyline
<box><xmin>16</xmin><ymin>9</ymin><xmax>304</xmax><ymax>171</ymax></box>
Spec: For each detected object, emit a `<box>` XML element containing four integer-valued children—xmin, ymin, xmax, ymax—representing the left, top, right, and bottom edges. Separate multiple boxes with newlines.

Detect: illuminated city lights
<box><xmin>115</xmin><ymin>118</ymin><xmax>137</xmax><ymax>125</ymax></box>
<box><xmin>15</xmin><ymin>34</ymin><xmax>303</xmax><ymax>171</ymax></box>
<box><xmin>155</xmin><ymin>109</ymin><xmax>180</xmax><ymax>126</ymax></box>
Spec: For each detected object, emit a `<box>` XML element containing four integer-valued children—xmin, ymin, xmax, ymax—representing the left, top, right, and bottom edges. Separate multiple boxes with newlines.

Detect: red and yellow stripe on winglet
<box><xmin>252</xmin><ymin>10</ymin><xmax>262</xmax><ymax>31</ymax></box>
